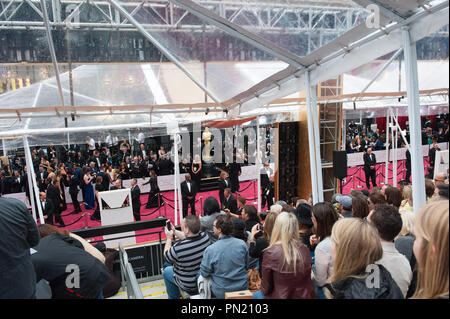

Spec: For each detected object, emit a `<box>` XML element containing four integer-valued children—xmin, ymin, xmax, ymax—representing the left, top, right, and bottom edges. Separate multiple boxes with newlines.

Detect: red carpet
<box><xmin>341</xmin><ymin>158</ymin><xmax>430</xmax><ymax>195</ymax></box>
<box><xmin>40</xmin><ymin>180</ymin><xmax>259</xmax><ymax>245</ymax></box>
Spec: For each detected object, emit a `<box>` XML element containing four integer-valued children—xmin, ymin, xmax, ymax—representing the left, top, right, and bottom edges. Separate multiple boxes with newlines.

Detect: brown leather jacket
<box><xmin>261</xmin><ymin>243</ymin><xmax>316</xmax><ymax>299</ymax></box>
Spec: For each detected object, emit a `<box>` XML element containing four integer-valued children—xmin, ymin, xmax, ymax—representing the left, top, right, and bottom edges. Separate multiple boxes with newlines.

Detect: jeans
<box><xmin>315</xmin><ymin>285</ymin><xmax>326</xmax><ymax>299</ymax></box>
<box><xmin>163</xmin><ymin>262</ymin><xmax>181</xmax><ymax>300</ymax></box>
<box><xmin>253</xmin><ymin>290</ymin><xmax>264</xmax><ymax>299</ymax></box>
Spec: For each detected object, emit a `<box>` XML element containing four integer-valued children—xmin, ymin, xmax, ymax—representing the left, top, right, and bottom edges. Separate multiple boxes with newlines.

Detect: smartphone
<box><xmin>166</xmin><ymin>220</ymin><xmax>172</xmax><ymax>231</ymax></box>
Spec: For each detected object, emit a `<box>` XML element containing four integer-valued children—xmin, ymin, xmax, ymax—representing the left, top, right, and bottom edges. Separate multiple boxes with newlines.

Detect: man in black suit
<box><xmin>135</xmin><ymin>143</ymin><xmax>148</xmax><ymax>160</ymax></box>
<box><xmin>428</xmin><ymin>138</ymin><xmax>441</xmax><ymax>178</ymax></box>
<box><xmin>363</xmin><ymin>147</ymin><xmax>377</xmax><ymax>190</ymax></box>
<box><xmin>260</xmin><ymin>161</ymin><xmax>273</xmax><ymax>209</ymax></box>
<box><xmin>217</xmin><ymin>171</ymin><xmax>231</xmax><ymax>205</ymax></box>
<box><xmin>90</xmin><ymin>150</ymin><xmax>106</xmax><ymax>169</ymax></box>
<box><xmin>36</xmin><ymin>165</ymin><xmax>48</xmax><ymax>192</ymax></box>
<box><xmin>222</xmin><ymin>188</ymin><xmax>238</xmax><ymax>215</ymax></box>
<box><xmin>10</xmin><ymin>170</ymin><xmax>24</xmax><ymax>193</ymax></box>
<box><xmin>67</xmin><ymin>171</ymin><xmax>81</xmax><ymax>214</ymax></box>
<box><xmin>131</xmin><ymin>157</ymin><xmax>141</xmax><ymax>179</ymax></box>
<box><xmin>130</xmin><ymin>179</ymin><xmax>141</xmax><ymax>222</ymax></box>
<box><xmin>181</xmin><ymin>173</ymin><xmax>197</xmax><ymax>218</ymax></box>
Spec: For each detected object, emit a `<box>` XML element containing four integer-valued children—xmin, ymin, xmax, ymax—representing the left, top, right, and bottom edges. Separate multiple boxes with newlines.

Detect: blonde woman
<box><xmin>400</xmin><ymin>185</ymin><xmax>413</xmax><ymax>213</ymax></box>
<box><xmin>324</xmin><ymin>218</ymin><xmax>403</xmax><ymax>299</ymax></box>
<box><xmin>412</xmin><ymin>201</ymin><xmax>449</xmax><ymax>299</ymax></box>
<box><xmin>255</xmin><ymin>212</ymin><xmax>316</xmax><ymax>299</ymax></box>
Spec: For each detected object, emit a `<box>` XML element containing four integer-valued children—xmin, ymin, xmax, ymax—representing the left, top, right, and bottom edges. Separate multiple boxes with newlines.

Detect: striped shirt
<box><xmin>164</xmin><ymin>232</ymin><xmax>211</xmax><ymax>294</ymax></box>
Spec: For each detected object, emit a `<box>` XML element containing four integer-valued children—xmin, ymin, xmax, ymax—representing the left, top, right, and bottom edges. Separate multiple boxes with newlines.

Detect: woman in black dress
<box><xmin>143</xmin><ymin>170</ymin><xmax>160</xmax><ymax>208</ymax></box>
<box><xmin>91</xmin><ymin>176</ymin><xmax>104</xmax><ymax>221</ymax></box>
<box><xmin>190</xmin><ymin>154</ymin><xmax>202</xmax><ymax>192</ymax></box>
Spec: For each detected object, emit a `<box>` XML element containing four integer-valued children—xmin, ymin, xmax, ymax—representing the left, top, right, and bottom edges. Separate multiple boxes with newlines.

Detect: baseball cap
<box><xmin>335</xmin><ymin>195</ymin><xmax>353</xmax><ymax>210</ymax></box>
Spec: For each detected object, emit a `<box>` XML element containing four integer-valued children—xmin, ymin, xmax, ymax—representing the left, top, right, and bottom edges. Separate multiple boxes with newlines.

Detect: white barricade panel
<box><xmin>2</xmin><ymin>192</ymin><xmax>31</xmax><ymax>209</ymax></box>
<box><xmin>434</xmin><ymin>150</ymin><xmax>449</xmax><ymax>180</ymax></box>
<box><xmin>99</xmin><ymin>189</ymin><xmax>136</xmax><ymax>249</ymax></box>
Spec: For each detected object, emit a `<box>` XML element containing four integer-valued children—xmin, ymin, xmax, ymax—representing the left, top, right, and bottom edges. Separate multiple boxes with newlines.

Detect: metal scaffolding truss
<box><xmin>0</xmin><ymin>0</ymin><xmax>367</xmax><ymax>38</ymax></box>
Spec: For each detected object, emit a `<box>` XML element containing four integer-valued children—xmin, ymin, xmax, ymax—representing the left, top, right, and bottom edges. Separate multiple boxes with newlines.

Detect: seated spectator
<box><xmin>384</xmin><ymin>186</ymin><xmax>403</xmax><ymax>209</ymax></box>
<box><xmin>400</xmin><ymin>185</ymin><xmax>414</xmax><ymax>213</ymax></box>
<box><xmin>102</xmin><ymin>248</ymin><xmax>121</xmax><ymax>298</ymax></box>
<box><xmin>31</xmin><ymin>232</ymin><xmax>110</xmax><ymax>299</ymax></box>
<box><xmin>249</xmin><ymin>207</ymin><xmax>281</xmax><ymax>276</ymax></box>
<box><xmin>351</xmin><ymin>196</ymin><xmax>369</xmax><ymax>219</ymax></box>
<box><xmin>425</xmin><ymin>178</ymin><xmax>435</xmax><ymax>201</ymax></box>
<box><xmin>431</xmin><ymin>184</ymin><xmax>449</xmax><ymax>201</ymax></box>
<box><xmin>434</xmin><ymin>172</ymin><xmax>447</xmax><ymax>187</ymax></box>
<box><xmin>324</xmin><ymin>218</ymin><xmax>403</xmax><ymax>299</ymax></box>
<box><xmin>412</xmin><ymin>201</ymin><xmax>449</xmax><ymax>299</ymax></box>
<box><xmin>334</xmin><ymin>194</ymin><xmax>352</xmax><ymax>218</ymax></box>
<box><xmin>368</xmin><ymin>192</ymin><xmax>387</xmax><ymax>211</ymax></box>
<box><xmin>395</xmin><ymin>211</ymin><xmax>417</xmax><ymax>298</ymax></box>
<box><xmin>281</xmin><ymin>204</ymin><xmax>294</xmax><ymax>213</ymax></box>
<box><xmin>200</xmin><ymin>197</ymin><xmax>225</xmax><ymax>243</ymax></box>
<box><xmin>255</xmin><ymin>212</ymin><xmax>316</xmax><ymax>299</ymax></box>
<box><xmin>310</xmin><ymin>202</ymin><xmax>339</xmax><ymax>299</ymax></box>
<box><xmin>242</xmin><ymin>205</ymin><xmax>261</xmax><ymax>233</ymax></box>
<box><xmin>163</xmin><ymin>215</ymin><xmax>211</xmax><ymax>299</ymax></box>
<box><xmin>294</xmin><ymin>203</ymin><xmax>315</xmax><ymax>252</ymax></box>
<box><xmin>231</xmin><ymin>218</ymin><xmax>258</xmax><ymax>270</ymax></box>
<box><xmin>37</xmin><ymin>224</ymin><xmax>105</xmax><ymax>264</ymax></box>
<box><xmin>0</xmin><ymin>197</ymin><xmax>40</xmax><ymax>299</ymax></box>
<box><xmin>368</xmin><ymin>204</ymin><xmax>412</xmax><ymax>297</ymax></box>
<box><xmin>200</xmin><ymin>215</ymin><xmax>249</xmax><ymax>299</ymax></box>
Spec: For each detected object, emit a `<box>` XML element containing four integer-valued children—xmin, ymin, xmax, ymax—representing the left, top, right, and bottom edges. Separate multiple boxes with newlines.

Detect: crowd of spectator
<box><xmin>345</xmin><ymin>115</ymin><xmax>449</xmax><ymax>154</ymax></box>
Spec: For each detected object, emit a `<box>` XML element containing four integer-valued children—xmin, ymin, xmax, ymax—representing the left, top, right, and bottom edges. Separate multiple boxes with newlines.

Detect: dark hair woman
<box><xmin>310</xmin><ymin>202</ymin><xmax>340</xmax><ymax>298</ymax></box>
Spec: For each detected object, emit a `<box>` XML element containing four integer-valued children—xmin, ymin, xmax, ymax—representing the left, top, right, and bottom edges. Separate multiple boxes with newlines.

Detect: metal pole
<box><xmin>25</xmin><ymin>155</ymin><xmax>37</xmax><ymax>222</ymax></box>
<box><xmin>393</xmin><ymin>108</ymin><xmax>398</xmax><ymax>187</ymax></box>
<box><xmin>353</xmin><ymin>49</ymin><xmax>403</xmax><ymax>104</ymax></box>
<box><xmin>175</xmin><ymin>134</ymin><xmax>183</xmax><ymax>224</ymax></box>
<box><xmin>310</xmin><ymin>84</ymin><xmax>323</xmax><ymax>202</ymax></box>
<box><xmin>402</xmin><ymin>27</ymin><xmax>426</xmax><ymax>212</ymax></box>
<box><xmin>172</xmin><ymin>134</ymin><xmax>179</xmax><ymax>226</ymax></box>
<box><xmin>305</xmin><ymin>72</ymin><xmax>319</xmax><ymax>204</ymax></box>
<box><xmin>385</xmin><ymin>108</ymin><xmax>390</xmax><ymax>185</ymax></box>
<box><xmin>39</xmin><ymin>0</ymin><xmax>67</xmax><ymax>127</ymax></box>
<box><xmin>23</xmin><ymin>135</ymin><xmax>45</xmax><ymax>224</ymax></box>
<box><xmin>256</xmin><ymin>117</ymin><xmax>262</xmax><ymax>213</ymax></box>
<box><xmin>2</xmin><ymin>139</ymin><xmax>6</xmax><ymax>156</ymax></box>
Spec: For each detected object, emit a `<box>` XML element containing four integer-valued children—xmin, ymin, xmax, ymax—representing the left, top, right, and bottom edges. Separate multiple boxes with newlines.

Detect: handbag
<box><xmin>247</xmin><ymin>268</ymin><xmax>261</xmax><ymax>292</ymax></box>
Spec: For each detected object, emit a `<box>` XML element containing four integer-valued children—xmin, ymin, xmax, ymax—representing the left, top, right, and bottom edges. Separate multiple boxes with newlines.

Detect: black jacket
<box><xmin>181</xmin><ymin>180</ymin><xmax>197</xmax><ymax>200</ymax></box>
<box><xmin>222</xmin><ymin>194</ymin><xmax>238</xmax><ymax>214</ymax></box>
<box><xmin>325</xmin><ymin>264</ymin><xmax>403</xmax><ymax>299</ymax></box>
<box><xmin>218</xmin><ymin>178</ymin><xmax>231</xmax><ymax>203</ymax></box>
<box><xmin>0</xmin><ymin>198</ymin><xmax>40</xmax><ymax>298</ymax></box>
<box><xmin>31</xmin><ymin>233</ymin><xmax>109</xmax><ymax>299</ymax></box>
<box><xmin>363</xmin><ymin>152</ymin><xmax>377</xmax><ymax>171</ymax></box>
<box><xmin>131</xmin><ymin>185</ymin><xmax>141</xmax><ymax>212</ymax></box>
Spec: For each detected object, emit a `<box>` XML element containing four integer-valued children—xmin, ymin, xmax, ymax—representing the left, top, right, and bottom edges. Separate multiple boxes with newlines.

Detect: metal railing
<box><xmin>119</xmin><ymin>243</ymin><xmax>144</xmax><ymax>299</ymax></box>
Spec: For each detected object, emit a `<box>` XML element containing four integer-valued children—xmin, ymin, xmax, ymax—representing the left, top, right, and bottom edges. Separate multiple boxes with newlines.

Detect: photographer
<box><xmin>163</xmin><ymin>216</ymin><xmax>211</xmax><ymax>299</ymax></box>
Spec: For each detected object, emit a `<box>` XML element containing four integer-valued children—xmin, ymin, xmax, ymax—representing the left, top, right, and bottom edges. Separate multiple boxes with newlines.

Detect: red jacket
<box><xmin>261</xmin><ymin>243</ymin><xmax>316</xmax><ymax>299</ymax></box>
